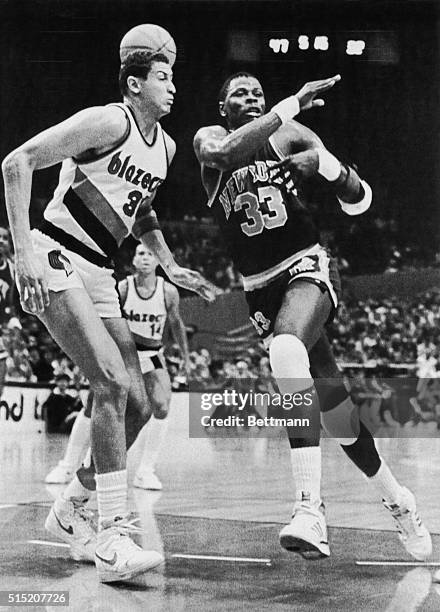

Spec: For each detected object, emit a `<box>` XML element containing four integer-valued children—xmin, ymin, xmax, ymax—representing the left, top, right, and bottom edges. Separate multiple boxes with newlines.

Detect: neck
<box><xmin>124</xmin><ymin>96</ymin><xmax>158</xmax><ymax>139</ymax></box>
<box><xmin>135</xmin><ymin>271</ymin><xmax>156</xmax><ymax>287</ymax></box>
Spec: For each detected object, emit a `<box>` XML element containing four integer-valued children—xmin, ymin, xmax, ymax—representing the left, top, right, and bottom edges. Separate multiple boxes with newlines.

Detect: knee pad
<box><xmin>269</xmin><ymin>334</ymin><xmax>311</xmax><ymax>394</ymax></box>
<box><xmin>321</xmin><ymin>396</ymin><xmax>360</xmax><ymax>445</ymax></box>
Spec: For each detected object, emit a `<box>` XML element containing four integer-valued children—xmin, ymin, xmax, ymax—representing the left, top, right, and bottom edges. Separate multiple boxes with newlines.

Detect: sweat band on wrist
<box><xmin>317</xmin><ymin>148</ymin><xmax>342</xmax><ymax>182</ymax></box>
<box><xmin>339</xmin><ymin>180</ymin><xmax>372</xmax><ymax>216</ymax></box>
<box><xmin>271</xmin><ymin>96</ymin><xmax>300</xmax><ymax>124</ymax></box>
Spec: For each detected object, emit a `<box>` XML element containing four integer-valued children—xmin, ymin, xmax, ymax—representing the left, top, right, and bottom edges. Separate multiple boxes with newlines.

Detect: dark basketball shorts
<box><xmin>245</xmin><ymin>245</ymin><xmax>341</xmax><ymax>348</ymax></box>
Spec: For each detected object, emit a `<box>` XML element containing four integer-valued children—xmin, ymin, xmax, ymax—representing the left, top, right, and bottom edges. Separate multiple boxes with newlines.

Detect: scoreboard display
<box><xmin>265</xmin><ymin>30</ymin><xmax>399</xmax><ymax>63</ymax></box>
<box><xmin>227</xmin><ymin>30</ymin><xmax>399</xmax><ymax>64</ymax></box>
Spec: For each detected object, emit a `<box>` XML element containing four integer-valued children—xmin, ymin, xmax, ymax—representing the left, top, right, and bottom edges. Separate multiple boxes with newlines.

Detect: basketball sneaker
<box><xmin>133</xmin><ymin>469</ymin><xmax>163</xmax><ymax>491</ymax></box>
<box><xmin>383</xmin><ymin>487</ymin><xmax>432</xmax><ymax>560</ymax></box>
<box><xmin>95</xmin><ymin>515</ymin><xmax>164</xmax><ymax>583</ymax></box>
<box><xmin>45</xmin><ymin>496</ymin><xmax>96</xmax><ymax>562</ymax></box>
<box><xmin>279</xmin><ymin>498</ymin><xmax>330</xmax><ymax>559</ymax></box>
<box><xmin>45</xmin><ymin>462</ymin><xmax>74</xmax><ymax>484</ymax></box>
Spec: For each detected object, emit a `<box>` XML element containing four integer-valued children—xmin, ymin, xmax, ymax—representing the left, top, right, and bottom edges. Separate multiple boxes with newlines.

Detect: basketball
<box><xmin>120</xmin><ymin>24</ymin><xmax>176</xmax><ymax>66</ymax></box>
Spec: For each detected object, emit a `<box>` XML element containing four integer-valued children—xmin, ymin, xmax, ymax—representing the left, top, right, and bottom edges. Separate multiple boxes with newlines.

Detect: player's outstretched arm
<box><xmin>1</xmin><ymin>106</ymin><xmax>127</xmax><ymax>313</ymax></box>
<box><xmin>193</xmin><ymin>75</ymin><xmax>340</xmax><ymax>171</ymax></box>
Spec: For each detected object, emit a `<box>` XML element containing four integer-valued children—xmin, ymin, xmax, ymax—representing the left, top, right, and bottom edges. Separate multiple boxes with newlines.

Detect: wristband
<box><xmin>271</xmin><ymin>96</ymin><xmax>300</xmax><ymax>124</ymax></box>
<box><xmin>317</xmin><ymin>148</ymin><xmax>342</xmax><ymax>182</ymax></box>
<box><xmin>339</xmin><ymin>180</ymin><xmax>372</xmax><ymax>216</ymax></box>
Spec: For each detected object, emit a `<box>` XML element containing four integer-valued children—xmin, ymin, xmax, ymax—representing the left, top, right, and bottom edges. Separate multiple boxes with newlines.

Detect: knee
<box><xmin>269</xmin><ymin>334</ymin><xmax>310</xmax><ymax>379</ymax></box>
<box><xmin>90</xmin><ymin>360</ymin><xmax>131</xmax><ymax>397</ymax></box>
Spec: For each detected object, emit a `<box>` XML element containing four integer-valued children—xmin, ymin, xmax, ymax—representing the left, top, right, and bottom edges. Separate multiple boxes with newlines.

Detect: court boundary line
<box><xmin>356</xmin><ymin>560</ymin><xmax>440</xmax><ymax>567</ymax></box>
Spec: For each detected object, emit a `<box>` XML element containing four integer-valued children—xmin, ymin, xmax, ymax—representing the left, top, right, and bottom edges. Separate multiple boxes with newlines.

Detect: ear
<box><xmin>219</xmin><ymin>101</ymin><xmax>226</xmax><ymax>117</ymax></box>
<box><xmin>127</xmin><ymin>76</ymin><xmax>141</xmax><ymax>95</ymax></box>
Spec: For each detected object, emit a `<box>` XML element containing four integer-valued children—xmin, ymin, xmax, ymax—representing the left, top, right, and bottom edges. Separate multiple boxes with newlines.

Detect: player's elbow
<box><xmin>199</xmin><ymin>142</ymin><xmax>236</xmax><ymax>171</ymax></box>
<box><xmin>2</xmin><ymin>149</ymin><xmax>34</xmax><ymax>180</ymax></box>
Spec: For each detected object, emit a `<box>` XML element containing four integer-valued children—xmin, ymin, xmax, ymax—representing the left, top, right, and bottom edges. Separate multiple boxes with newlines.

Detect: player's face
<box><xmin>133</xmin><ymin>246</ymin><xmax>158</xmax><ymax>273</ymax></box>
<box><xmin>221</xmin><ymin>76</ymin><xmax>265</xmax><ymax>129</ymax></box>
<box><xmin>0</xmin><ymin>228</ymin><xmax>10</xmax><ymax>256</ymax></box>
<box><xmin>138</xmin><ymin>61</ymin><xmax>176</xmax><ymax>118</ymax></box>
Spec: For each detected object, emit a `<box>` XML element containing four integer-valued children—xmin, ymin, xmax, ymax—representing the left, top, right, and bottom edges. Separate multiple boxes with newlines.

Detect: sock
<box><xmin>136</xmin><ymin>417</ymin><xmax>169</xmax><ymax>475</ymax></box>
<box><xmin>368</xmin><ymin>459</ymin><xmax>403</xmax><ymax>504</ymax></box>
<box><xmin>290</xmin><ymin>446</ymin><xmax>321</xmax><ymax>505</ymax></box>
<box><xmin>60</xmin><ymin>409</ymin><xmax>91</xmax><ymax>472</ymax></box>
<box><xmin>95</xmin><ymin>470</ymin><xmax>128</xmax><ymax>527</ymax></box>
<box><xmin>62</xmin><ymin>474</ymin><xmax>91</xmax><ymax>503</ymax></box>
<box><xmin>340</xmin><ymin>421</ymin><xmax>381</xmax><ymax>477</ymax></box>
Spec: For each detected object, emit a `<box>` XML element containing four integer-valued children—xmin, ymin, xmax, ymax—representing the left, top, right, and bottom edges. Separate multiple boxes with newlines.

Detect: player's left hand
<box><xmin>269</xmin><ymin>149</ymin><xmax>319</xmax><ymax>188</ymax></box>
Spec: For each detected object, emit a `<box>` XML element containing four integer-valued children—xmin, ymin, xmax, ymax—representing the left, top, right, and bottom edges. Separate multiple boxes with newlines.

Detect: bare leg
<box><xmin>39</xmin><ymin>288</ymin><xmax>130</xmax><ymax>473</ymax></box>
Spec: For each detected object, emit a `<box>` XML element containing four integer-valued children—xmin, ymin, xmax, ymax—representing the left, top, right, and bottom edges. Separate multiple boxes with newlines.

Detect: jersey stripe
<box><xmin>63</xmin><ymin>188</ymin><xmax>119</xmax><ymax>258</ymax></box>
<box><xmin>73</xmin><ymin>168</ymin><xmax>128</xmax><ymax>245</ymax></box>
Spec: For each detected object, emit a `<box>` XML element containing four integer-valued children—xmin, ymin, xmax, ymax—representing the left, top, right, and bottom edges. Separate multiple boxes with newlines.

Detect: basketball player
<box><xmin>193</xmin><ymin>72</ymin><xmax>431</xmax><ymax>560</ymax></box>
<box><xmin>45</xmin><ymin>243</ymin><xmax>189</xmax><ymax>490</ymax></box>
<box><xmin>2</xmin><ymin>27</ymin><xmax>217</xmax><ymax>582</ymax></box>
<box><xmin>0</xmin><ymin>226</ymin><xmax>20</xmax><ymax>398</ymax></box>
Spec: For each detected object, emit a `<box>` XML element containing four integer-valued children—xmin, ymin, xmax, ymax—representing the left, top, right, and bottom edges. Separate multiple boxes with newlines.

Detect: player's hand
<box><xmin>295</xmin><ymin>74</ymin><xmax>341</xmax><ymax>110</ymax></box>
<box><xmin>15</xmin><ymin>251</ymin><xmax>50</xmax><ymax>314</ymax></box>
<box><xmin>269</xmin><ymin>150</ymin><xmax>319</xmax><ymax>187</ymax></box>
<box><xmin>168</xmin><ymin>266</ymin><xmax>222</xmax><ymax>302</ymax></box>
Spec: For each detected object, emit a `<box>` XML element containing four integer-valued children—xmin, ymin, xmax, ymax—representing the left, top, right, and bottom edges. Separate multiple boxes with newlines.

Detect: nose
<box><xmin>168</xmin><ymin>81</ymin><xmax>176</xmax><ymax>94</ymax></box>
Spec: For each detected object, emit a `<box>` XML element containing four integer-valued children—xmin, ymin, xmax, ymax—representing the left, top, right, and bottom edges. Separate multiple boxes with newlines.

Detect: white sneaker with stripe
<box><xmin>383</xmin><ymin>486</ymin><xmax>432</xmax><ymax>560</ymax></box>
<box><xmin>279</xmin><ymin>499</ymin><xmax>330</xmax><ymax>559</ymax></box>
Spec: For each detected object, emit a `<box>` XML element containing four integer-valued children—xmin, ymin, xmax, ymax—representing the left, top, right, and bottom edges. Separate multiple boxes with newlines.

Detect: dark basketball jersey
<box><xmin>0</xmin><ymin>258</ymin><xmax>14</xmax><ymax>324</ymax></box>
<box><xmin>208</xmin><ymin>138</ymin><xmax>319</xmax><ymax>281</ymax></box>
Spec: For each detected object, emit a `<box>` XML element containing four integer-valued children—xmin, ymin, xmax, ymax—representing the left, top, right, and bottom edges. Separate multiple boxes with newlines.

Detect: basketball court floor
<box><xmin>0</xmin><ymin>393</ymin><xmax>439</xmax><ymax>611</ymax></box>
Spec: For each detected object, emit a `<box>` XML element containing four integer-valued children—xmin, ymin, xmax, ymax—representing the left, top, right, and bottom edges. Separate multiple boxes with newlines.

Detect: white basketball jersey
<box><xmin>42</xmin><ymin>103</ymin><xmax>170</xmax><ymax>262</ymax></box>
<box><xmin>122</xmin><ymin>275</ymin><xmax>167</xmax><ymax>350</ymax></box>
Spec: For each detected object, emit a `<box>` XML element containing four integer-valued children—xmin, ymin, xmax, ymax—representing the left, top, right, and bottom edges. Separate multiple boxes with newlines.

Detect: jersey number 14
<box><xmin>235</xmin><ymin>186</ymin><xmax>287</xmax><ymax>237</ymax></box>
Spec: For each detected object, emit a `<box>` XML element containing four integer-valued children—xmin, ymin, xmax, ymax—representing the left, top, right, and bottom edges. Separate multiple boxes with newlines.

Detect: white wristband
<box><xmin>339</xmin><ymin>180</ymin><xmax>372</xmax><ymax>216</ymax></box>
<box><xmin>317</xmin><ymin>148</ymin><xmax>342</xmax><ymax>182</ymax></box>
<box><xmin>271</xmin><ymin>96</ymin><xmax>300</xmax><ymax>124</ymax></box>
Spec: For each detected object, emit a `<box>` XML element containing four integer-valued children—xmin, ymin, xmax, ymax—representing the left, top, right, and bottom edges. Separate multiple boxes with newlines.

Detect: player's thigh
<box><xmin>103</xmin><ymin>318</ymin><xmax>149</xmax><ymax>417</ymax></box>
<box><xmin>39</xmin><ymin>288</ymin><xmax>128</xmax><ymax>388</ymax></box>
<box><xmin>143</xmin><ymin>368</ymin><xmax>172</xmax><ymax>418</ymax></box>
<box><xmin>274</xmin><ymin>280</ymin><xmax>333</xmax><ymax>350</ymax></box>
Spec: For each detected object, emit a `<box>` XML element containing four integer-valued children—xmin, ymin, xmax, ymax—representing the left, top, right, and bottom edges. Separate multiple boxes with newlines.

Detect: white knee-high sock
<box><xmin>269</xmin><ymin>334</ymin><xmax>321</xmax><ymax>506</ymax></box>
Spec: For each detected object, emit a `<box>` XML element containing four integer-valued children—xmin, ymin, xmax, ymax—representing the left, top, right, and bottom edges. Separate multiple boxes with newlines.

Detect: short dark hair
<box><xmin>119</xmin><ymin>51</ymin><xmax>170</xmax><ymax>96</ymax></box>
<box><xmin>218</xmin><ymin>71</ymin><xmax>257</xmax><ymax>103</ymax></box>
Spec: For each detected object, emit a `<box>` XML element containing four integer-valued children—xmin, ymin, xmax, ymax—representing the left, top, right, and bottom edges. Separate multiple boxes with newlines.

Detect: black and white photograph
<box><xmin>0</xmin><ymin>0</ymin><xmax>439</xmax><ymax>610</ymax></box>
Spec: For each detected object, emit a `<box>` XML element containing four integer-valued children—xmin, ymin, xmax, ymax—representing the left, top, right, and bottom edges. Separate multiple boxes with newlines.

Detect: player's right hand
<box><xmin>15</xmin><ymin>252</ymin><xmax>50</xmax><ymax>314</ymax></box>
<box><xmin>168</xmin><ymin>265</ymin><xmax>222</xmax><ymax>302</ymax></box>
<box><xmin>295</xmin><ymin>74</ymin><xmax>341</xmax><ymax>110</ymax></box>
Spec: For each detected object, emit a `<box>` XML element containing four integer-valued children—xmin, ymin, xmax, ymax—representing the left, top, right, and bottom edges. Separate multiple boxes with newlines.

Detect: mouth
<box><xmin>244</xmin><ymin>107</ymin><xmax>262</xmax><ymax>117</ymax></box>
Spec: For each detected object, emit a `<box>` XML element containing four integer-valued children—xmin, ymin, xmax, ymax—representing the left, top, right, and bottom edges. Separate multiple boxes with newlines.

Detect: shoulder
<box><xmin>271</xmin><ymin>120</ymin><xmax>324</xmax><ymax>156</ymax></box>
<box><xmin>193</xmin><ymin>125</ymin><xmax>228</xmax><ymax>148</ymax></box>
<box><xmin>164</xmin><ymin>280</ymin><xmax>180</xmax><ymax>310</ymax></box>
<box><xmin>71</xmin><ymin>105</ymin><xmax>128</xmax><ymax>137</ymax></box>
